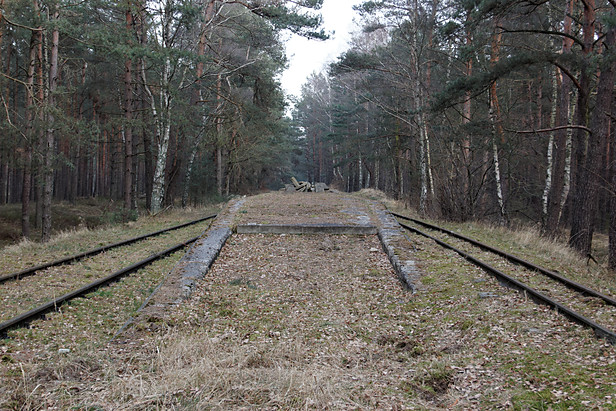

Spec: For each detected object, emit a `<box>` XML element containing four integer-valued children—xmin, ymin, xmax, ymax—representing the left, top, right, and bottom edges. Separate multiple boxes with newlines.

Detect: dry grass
<box><xmin>367</xmin><ymin>185</ymin><xmax>616</xmax><ymax>296</ymax></box>
<box><xmin>234</xmin><ymin>191</ymin><xmax>380</xmax><ymax>227</ymax></box>
<box><xmin>434</xmin><ymin>220</ymin><xmax>616</xmax><ymax>297</ymax></box>
<box><xmin>85</xmin><ymin>333</ymin><xmax>357</xmax><ymax>409</ymax></box>
<box><xmin>2</xmin><ymin>192</ymin><xmax>615</xmax><ymax>410</ymax></box>
<box><xmin>0</xmin><ymin>205</ymin><xmax>221</xmax><ymax>275</ymax></box>
<box><xmin>355</xmin><ymin>189</ymin><xmax>407</xmax><ymax>212</ymax></box>
<box><xmin>30</xmin><ymin>233</ymin><xmax>430</xmax><ymax>409</ymax></box>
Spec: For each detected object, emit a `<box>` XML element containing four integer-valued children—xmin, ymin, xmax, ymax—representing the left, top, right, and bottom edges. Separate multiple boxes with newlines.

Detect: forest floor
<box><xmin>0</xmin><ymin>197</ymin><xmax>154</xmax><ymax>249</ymax></box>
<box><xmin>1</xmin><ymin>191</ymin><xmax>615</xmax><ymax>409</ymax></box>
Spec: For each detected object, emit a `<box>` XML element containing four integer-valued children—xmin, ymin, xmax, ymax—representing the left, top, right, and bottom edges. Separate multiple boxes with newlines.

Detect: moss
<box><xmin>510</xmin><ymin>389</ymin><xmax>556</xmax><ymax>410</ymax></box>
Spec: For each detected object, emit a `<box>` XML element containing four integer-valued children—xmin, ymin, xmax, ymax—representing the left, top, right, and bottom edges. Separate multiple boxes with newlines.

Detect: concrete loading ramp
<box><xmin>129</xmin><ymin>191</ymin><xmax>421</xmax><ymax>328</ymax></box>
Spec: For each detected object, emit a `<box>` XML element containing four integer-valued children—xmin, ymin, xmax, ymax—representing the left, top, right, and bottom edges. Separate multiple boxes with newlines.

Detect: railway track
<box><xmin>0</xmin><ymin>214</ymin><xmax>216</xmax><ymax>284</ymax></box>
<box><xmin>393</xmin><ymin>212</ymin><xmax>616</xmax><ymax>344</ymax></box>
<box><xmin>0</xmin><ymin>215</ymin><xmax>216</xmax><ymax>337</ymax></box>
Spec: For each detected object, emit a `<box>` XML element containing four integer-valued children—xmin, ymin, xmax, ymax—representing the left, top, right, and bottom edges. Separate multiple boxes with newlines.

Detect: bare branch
<box><xmin>552</xmin><ymin>62</ymin><xmax>583</xmax><ymax>92</ymax></box>
<box><xmin>1</xmin><ymin>16</ymin><xmax>43</xmax><ymax>32</ymax></box>
<box><xmin>497</xmin><ymin>26</ymin><xmax>584</xmax><ymax>49</ymax></box>
<box><xmin>506</xmin><ymin>125</ymin><xmax>592</xmax><ymax>135</ymax></box>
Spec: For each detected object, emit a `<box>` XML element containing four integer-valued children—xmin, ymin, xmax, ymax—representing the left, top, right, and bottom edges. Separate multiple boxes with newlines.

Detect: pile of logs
<box><xmin>292</xmin><ymin>177</ymin><xmax>313</xmax><ymax>192</ymax></box>
<box><xmin>284</xmin><ymin>177</ymin><xmax>328</xmax><ymax>193</ymax></box>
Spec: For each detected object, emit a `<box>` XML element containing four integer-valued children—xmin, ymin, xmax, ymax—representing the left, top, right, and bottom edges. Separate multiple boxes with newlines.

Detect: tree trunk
<box><xmin>182</xmin><ymin>141</ymin><xmax>198</xmax><ymax>207</ymax></box>
<box><xmin>123</xmin><ymin>5</ymin><xmax>134</xmax><ymax>213</ymax></box>
<box><xmin>560</xmin><ymin>98</ymin><xmax>575</xmax><ymax>220</ymax></box>
<box><xmin>569</xmin><ymin>0</ymin><xmax>596</xmax><ymax>254</ymax></box>
<box><xmin>135</xmin><ymin>0</ymin><xmax>153</xmax><ymax>210</ymax></box>
<box><xmin>21</xmin><ymin>151</ymin><xmax>32</xmax><ymax>239</ymax></box>
<box><xmin>597</xmin><ymin>22</ymin><xmax>616</xmax><ymax>267</ymax></box>
<box><xmin>489</xmin><ymin>24</ymin><xmax>507</xmax><ymax>225</ymax></box>
<box><xmin>216</xmin><ymin>73</ymin><xmax>224</xmax><ymax>196</ymax></box>
<box><xmin>544</xmin><ymin>0</ymin><xmax>575</xmax><ymax>237</ymax></box>
<box><xmin>0</xmin><ymin>152</ymin><xmax>6</xmax><ymax>205</ymax></box>
<box><xmin>0</xmin><ymin>7</ymin><xmax>8</xmax><ymax>206</ymax></box>
<box><xmin>142</xmin><ymin>99</ymin><xmax>153</xmax><ymax>210</ymax></box>
<box><xmin>542</xmin><ymin>66</ymin><xmax>558</xmax><ymax>225</ymax></box>
<box><xmin>610</xmin><ymin>103</ymin><xmax>616</xmax><ymax>269</ymax></box>
<box><xmin>42</xmin><ymin>9</ymin><xmax>60</xmax><ymax>242</ymax></box>
<box><xmin>149</xmin><ymin>58</ymin><xmax>173</xmax><ymax>212</ymax></box>
<box><xmin>0</xmin><ymin>0</ymin><xmax>3</xmax><ymax>51</ymax></box>
<box><xmin>22</xmin><ymin>20</ymin><xmax>39</xmax><ymax>239</ymax></box>
<box><xmin>461</xmin><ymin>15</ymin><xmax>473</xmax><ymax>219</ymax></box>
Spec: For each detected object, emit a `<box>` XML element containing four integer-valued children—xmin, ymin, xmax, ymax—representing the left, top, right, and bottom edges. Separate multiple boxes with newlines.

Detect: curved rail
<box><xmin>0</xmin><ymin>214</ymin><xmax>216</xmax><ymax>284</ymax></box>
<box><xmin>0</xmin><ymin>236</ymin><xmax>200</xmax><ymax>337</ymax></box>
<box><xmin>396</xmin><ymin>220</ymin><xmax>616</xmax><ymax>344</ymax></box>
<box><xmin>392</xmin><ymin>212</ymin><xmax>616</xmax><ymax>307</ymax></box>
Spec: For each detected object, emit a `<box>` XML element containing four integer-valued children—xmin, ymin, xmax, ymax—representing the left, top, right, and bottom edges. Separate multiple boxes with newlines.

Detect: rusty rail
<box><xmin>0</xmin><ymin>236</ymin><xmax>199</xmax><ymax>337</ymax></box>
<box><xmin>392</xmin><ymin>212</ymin><xmax>616</xmax><ymax>307</ymax></box>
<box><xmin>0</xmin><ymin>214</ymin><xmax>216</xmax><ymax>284</ymax></box>
<box><xmin>395</xmin><ymin>216</ymin><xmax>616</xmax><ymax>345</ymax></box>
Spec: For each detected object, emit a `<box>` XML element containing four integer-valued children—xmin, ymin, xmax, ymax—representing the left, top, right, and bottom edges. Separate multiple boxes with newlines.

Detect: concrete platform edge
<box><xmin>236</xmin><ymin>224</ymin><xmax>377</xmax><ymax>235</ymax></box>
<box><xmin>372</xmin><ymin>204</ymin><xmax>421</xmax><ymax>293</ymax></box>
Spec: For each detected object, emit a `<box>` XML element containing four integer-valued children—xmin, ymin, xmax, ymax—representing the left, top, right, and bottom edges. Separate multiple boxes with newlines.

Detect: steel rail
<box><xmin>392</xmin><ymin>212</ymin><xmax>616</xmax><ymax>307</ymax></box>
<box><xmin>0</xmin><ymin>236</ymin><xmax>200</xmax><ymax>337</ymax></box>
<box><xmin>0</xmin><ymin>214</ymin><xmax>216</xmax><ymax>284</ymax></box>
<box><xmin>398</xmin><ymin>221</ymin><xmax>616</xmax><ymax>345</ymax></box>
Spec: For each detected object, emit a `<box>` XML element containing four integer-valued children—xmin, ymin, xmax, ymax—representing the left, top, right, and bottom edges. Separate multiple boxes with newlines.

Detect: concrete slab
<box><xmin>236</xmin><ymin>224</ymin><xmax>377</xmax><ymax>235</ymax></box>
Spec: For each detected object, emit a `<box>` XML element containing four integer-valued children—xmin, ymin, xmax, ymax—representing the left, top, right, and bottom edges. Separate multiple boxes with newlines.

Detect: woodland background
<box><xmin>1</xmin><ymin>0</ymin><xmax>616</xmax><ymax>267</ymax></box>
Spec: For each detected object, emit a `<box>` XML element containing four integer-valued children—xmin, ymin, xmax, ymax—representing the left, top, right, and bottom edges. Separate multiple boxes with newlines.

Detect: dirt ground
<box><xmin>111</xmin><ymin>233</ymin><xmax>418</xmax><ymax>409</ymax></box>
<box><xmin>233</xmin><ymin>191</ymin><xmax>379</xmax><ymax>226</ymax></box>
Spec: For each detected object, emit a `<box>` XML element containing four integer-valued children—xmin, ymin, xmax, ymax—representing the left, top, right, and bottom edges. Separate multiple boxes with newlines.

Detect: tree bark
<box><xmin>489</xmin><ymin>24</ymin><xmax>507</xmax><ymax>225</ymax></box>
<box><xmin>216</xmin><ymin>73</ymin><xmax>224</xmax><ymax>196</ymax></box>
<box><xmin>569</xmin><ymin>0</ymin><xmax>596</xmax><ymax>254</ymax></box>
<box><xmin>123</xmin><ymin>4</ymin><xmax>134</xmax><ymax>213</ymax></box>
<box><xmin>598</xmin><ymin>21</ymin><xmax>616</xmax><ymax>267</ymax></box>
<box><xmin>0</xmin><ymin>152</ymin><xmax>6</xmax><ymax>205</ymax></box>
<box><xmin>461</xmin><ymin>13</ymin><xmax>473</xmax><ymax>219</ymax></box>
<box><xmin>544</xmin><ymin>0</ymin><xmax>575</xmax><ymax>237</ymax></box>
<box><xmin>542</xmin><ymin>59</ymin><xmax>558</xmax><ymax>226</ymax></box>
<box><xmin>21</xmin><ymin>17</ymin><xmax>40</xmax><ymax>239</ymax></box>
<box><xmin>149</xmin><ymin>56</ymin><xmax>172</xmax><ymax>213</ymax></box>
<box><xmin>134</xmin><ymin>0</ymin><xmax>152</xmax><ymax>210</ymax></box>
<box><xmin>41</xmin><ymin>8</ymin><xmax>59</xmax><ymax>242</ymax></box>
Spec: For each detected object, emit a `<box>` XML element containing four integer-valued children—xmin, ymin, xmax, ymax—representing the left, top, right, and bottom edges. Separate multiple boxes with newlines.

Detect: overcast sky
<box><xmin>279</xmin><ymin>0</ymin><xmax>363</xmax><ymax>98</ymax></box>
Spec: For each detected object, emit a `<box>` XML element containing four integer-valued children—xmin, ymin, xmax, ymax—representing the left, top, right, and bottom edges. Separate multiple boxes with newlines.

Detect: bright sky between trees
<box><xmin>280</xmin><ymin>0</ymin><xmax>363</xmax><ymax>98</ymax></box>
